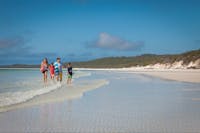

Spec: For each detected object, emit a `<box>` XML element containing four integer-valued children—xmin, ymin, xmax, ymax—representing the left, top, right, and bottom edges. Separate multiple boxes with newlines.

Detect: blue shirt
<box><xmin>54</xmin><ymin>62</ymin><xmax>62</xmax><ymax>73</ymax></box>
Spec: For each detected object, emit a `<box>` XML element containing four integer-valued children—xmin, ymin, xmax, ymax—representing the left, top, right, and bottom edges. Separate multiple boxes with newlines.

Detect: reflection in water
<box><xmin>66</xmin><ymin>100</ymin><xmax>72</xmax><ymax>112</ymax></box>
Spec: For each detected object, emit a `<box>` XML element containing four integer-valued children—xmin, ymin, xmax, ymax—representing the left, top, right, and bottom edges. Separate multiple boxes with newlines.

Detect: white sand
<box><xmin>77</xmin><ymin>68</ymin><xmax>200</xmax><ymax>83</ymax></box>
<box><xmin>128</xmin><ymin>69</ymin><xmax>200</xmax><ymax>83</ymax></box>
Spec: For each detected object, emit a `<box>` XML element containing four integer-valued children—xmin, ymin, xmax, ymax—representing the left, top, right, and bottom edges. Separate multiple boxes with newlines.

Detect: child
<box><xmin>40</xmin><ymin>58</ymin><xmax>48</xmax><ymax>84</ymax></box>
<box><xmin>49</xmin><ymin>63</ymin><xmax>55</xmax><ymax>80</ymax></box>
<box><xmin>67</xmin><ymin>62</ymin><xmax>73</xmax><ymax>84</ymax></box>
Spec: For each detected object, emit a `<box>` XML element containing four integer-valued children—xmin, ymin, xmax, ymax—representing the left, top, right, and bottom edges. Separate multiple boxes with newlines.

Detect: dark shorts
<box><xmin>42</xmin><ymin>70</ymin><xmax>48</xmax><ymax>74</ymax></box>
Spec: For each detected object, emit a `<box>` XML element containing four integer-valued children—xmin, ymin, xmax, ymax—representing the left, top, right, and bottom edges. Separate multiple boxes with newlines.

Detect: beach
<box><xmin>1</xmin><ymin>0</ymin><xmax>200</xmax><ymax>132</ymax></box>
<box><xmin>0</xmin><ymin>69</ymin><xmax>200</xmax><ymax>132</ymax></box>
<box><xmin>124</xmin><ymin>69</ymin><xmax>200</xmax><ymax>83</ymax></box>
<box><xmin>78</xmin><ymin>68</ymin><xmax>200</xmax><ymax>83</ymax></box>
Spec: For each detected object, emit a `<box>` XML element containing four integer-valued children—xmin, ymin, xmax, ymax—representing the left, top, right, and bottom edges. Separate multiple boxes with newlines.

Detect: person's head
<box><xmin>43</xmin><ymin>58</ymin><xmax>48</xmax><ymax>64</ymax></box>
<box><xmin>68</xmin><ymin>62</ymin><xmax>71</xmax><ymax>67</ymax></box>
<box><xmin>51</xmin><ymin>62</ymin><xmax>54</xmax><ymax>65</ymax></box>
<box><xmin>57</xmin><ymin>57</ymin><xmax>61</xmax><ymax>63</ymax></box>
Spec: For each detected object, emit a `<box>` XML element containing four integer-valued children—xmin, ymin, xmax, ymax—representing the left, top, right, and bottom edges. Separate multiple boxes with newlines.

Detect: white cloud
<box><xmin>87</xmin><ymin>32</ymin><xmax>144</xmax><ymax>51</ymax></box>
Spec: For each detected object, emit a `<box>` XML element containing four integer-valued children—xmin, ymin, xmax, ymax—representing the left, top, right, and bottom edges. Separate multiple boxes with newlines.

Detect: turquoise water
<box><xmin>0</xmin><ymin>69</ymin><xmax>43</xmax><ymax>93</ymax></box>
<box><xmin>0</xmin><ymin>69</ymin><xmax>91</xmax><ymax>107</ymax></box>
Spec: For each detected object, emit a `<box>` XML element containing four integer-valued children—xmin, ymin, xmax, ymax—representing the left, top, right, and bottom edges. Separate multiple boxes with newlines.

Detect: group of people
<box><xmin>40</xmin><ymin>57</ymin><xmax>73</xmax><ymax>84</ymax></box>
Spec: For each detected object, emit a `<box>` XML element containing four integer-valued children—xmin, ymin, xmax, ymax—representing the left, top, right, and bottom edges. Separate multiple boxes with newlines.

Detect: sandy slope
<box><xmin>77</xmin><ymin>68</ymin><xmax>200</xmax><ymax>83</ymax></box>
<box><xmin>129</xmin><ymin>69</ymin><xmax>200</xmax><ymax>83</ymax></box>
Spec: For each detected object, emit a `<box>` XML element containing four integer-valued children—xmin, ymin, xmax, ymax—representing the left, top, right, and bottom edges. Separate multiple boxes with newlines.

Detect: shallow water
<box><xmin>0</xmin><ymin>70</ymin><xmax>200</xmax><ymax>132</ymax></box>
<box><xmin>0</xmin><ymin>69</ymin><xmax>91</xmax><ymax>107</ymax></box>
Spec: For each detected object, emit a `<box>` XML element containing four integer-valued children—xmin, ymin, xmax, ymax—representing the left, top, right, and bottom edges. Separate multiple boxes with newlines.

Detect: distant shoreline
<box><xmin>1</xmin><ymin>67</ymin><xmax>200</xmax><ymax>83</ymax></box>
<box><xmin>0</xmin><ymin>68</ymin><xmax>39</xmax><ymax>69</ymax></box>
<box><xmin>0</xmin><ymin>67</ymin><xmax>199</xmax><ymax>70</ymax></box>
<box><xmin>76</xmin><ymin>68</ymin><xmax>200</xmax><ymax>83</ymax></box>
<box><xmin>0</xmin><ymin>49</ymin><xmax>199</xmax><ymax>69</ymax></box>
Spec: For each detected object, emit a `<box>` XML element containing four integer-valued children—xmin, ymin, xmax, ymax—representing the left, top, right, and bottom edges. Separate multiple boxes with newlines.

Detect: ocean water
<box><xmin>0</xmin><ymin>70</ymin><xmax>200</xmax><ymax>132</ymax></box>
<box><xmin>0</xmin><ymin>68</ymin><xmax>92</xmax><ymax>107</ymax></box>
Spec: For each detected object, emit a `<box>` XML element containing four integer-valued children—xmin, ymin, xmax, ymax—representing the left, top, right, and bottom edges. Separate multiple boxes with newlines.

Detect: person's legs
<box><xmin>59</xmin><ymin>72</ymin><xmax>62</xmax><ymax>82</ymax></box>
<box><xmin>67</xmin><ymin>76</ymin><xmax>69</xmax><ymax>84</ymax></box>
<box><xmin>50</xmin><ymin>73</ymin><xmax>54</xmax><ymax>80</ymax></box>
<box><xmin>43</xmin><ymin>73</ymin><xmax>45</xmax><ymax>83</ymax></box>
<box><xmin>56</xmin><ymin>75</ymin><xmax>59</xmax><ymax>81</ymax></box>
<box><xmin>67</xmin><ymin>74</ymin><xmax>72</xmax><ymax>84</ymax></box>
<box><xmin>69</xmin><ymin>75</ymin><xmax>72</xmax><ymax>84</ymax></box>
<box><xmin>55</xmin><ymin>72</ymin><xmax>59</xmax><ymax>81</ymax></box>
<box><xmin>44</xmin><ymin>71</ymin><xmax>47</xmax><ymax>83</ymax></box>
<box><xmin>52</xmin><ymin>74</ymin><xmax>54</xmax><ymax>80</ymax></box>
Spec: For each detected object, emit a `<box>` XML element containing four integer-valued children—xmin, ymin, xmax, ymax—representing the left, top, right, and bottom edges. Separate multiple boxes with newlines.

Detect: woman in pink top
<box><xmin>40</xmin><ymin>58</ymin><xmax>49</xmax><ymax>83</ymax></box>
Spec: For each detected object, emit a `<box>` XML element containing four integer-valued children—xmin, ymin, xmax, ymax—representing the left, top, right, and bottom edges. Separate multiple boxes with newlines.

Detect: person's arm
<box><xmin>40</xmin><ymin>62</ymin><xmax>43</xmax><ymax>71</ymax></box>
<box><xmin>67</xmin><ymin>67</ymin><xmax>69</xmax><ymax>74</ymax></box>
<box><xmin>60</xmin><ymin>64</ymin><xmax>63</xmax><ymax>72</ymax></box>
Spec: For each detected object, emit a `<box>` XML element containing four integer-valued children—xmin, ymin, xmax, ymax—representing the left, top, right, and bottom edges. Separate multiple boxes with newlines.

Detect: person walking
<box><xmin>67</xmin><ymin>62</ymin><xmax>73</xmax><ymax>84</ymax></box>
<box><xmin>49</xmin><ymin>63</ymin><xmax>55</xmax><ymax>80</ymax></box>
<box><xmin>40</xmin><ymin>58</ymin><xmax>49</xmax><ymax>84</ymax></box>
<box><xmin>54</xmin><ymin>57</ymin><xmax>63</xmax><ymax>82</ymax></box>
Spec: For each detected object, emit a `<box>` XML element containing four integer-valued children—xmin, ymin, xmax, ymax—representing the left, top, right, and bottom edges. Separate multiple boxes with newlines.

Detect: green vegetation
<box><xmin>1</xmin><ymin>49</ymin><xmax>200</xmax><ymax>68</ymax></box>
<box><xmin>72</xmin><ymin>49</ymin><xmax>200</xmax><ymax>68</ymax></box>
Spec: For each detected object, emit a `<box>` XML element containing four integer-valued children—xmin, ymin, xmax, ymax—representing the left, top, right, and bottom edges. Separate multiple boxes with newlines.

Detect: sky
<box><xmin>0</xmin><ymin>0</ymin><xmax>200</xmax><ymax>65</ymax></box>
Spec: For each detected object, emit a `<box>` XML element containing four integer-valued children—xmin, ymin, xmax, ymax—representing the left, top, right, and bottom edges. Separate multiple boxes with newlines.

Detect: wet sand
<box><xmin>129</xmin><ymin>69</ymin><xmax>200</xmax><ymax>83</ymax></box>
<box><xmin>78</xmin><ymin>68</ymin><xmax>200</xmax><ymax>83</ymax></box>
<box><xmin>0</xmin><ymin>71</ymin><xmax>200</xmax><ymax>133</ymax></box>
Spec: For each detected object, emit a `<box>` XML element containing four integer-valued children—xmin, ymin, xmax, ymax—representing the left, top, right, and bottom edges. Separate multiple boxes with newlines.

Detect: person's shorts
<box><xmin>55</xmin><ymin>71</ymin><xmax>59</xmax><ymax>76</ymax></box>
<box><xmin>42</xmin><ymin>70</ymin><xmax>48</xmax><ymax>74</ymax></box>
<box><xmin>68</xmin><ymin>74</ymin><xmax>72</xmax><ymax>79</ymax></box>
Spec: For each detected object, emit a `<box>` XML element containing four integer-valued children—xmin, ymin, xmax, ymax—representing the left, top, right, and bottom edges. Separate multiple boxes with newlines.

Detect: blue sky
<box><xmin>0</xmin><ymin>0</ymin><xmax>200</xmax><ymax>65</ymax></box>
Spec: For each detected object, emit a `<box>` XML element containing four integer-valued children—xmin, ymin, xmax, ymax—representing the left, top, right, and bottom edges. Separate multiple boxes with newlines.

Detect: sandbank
<box><xmin>77</xmin><ymin>68</ymin><xmax>200</xmax><ymax>83</ymax></box>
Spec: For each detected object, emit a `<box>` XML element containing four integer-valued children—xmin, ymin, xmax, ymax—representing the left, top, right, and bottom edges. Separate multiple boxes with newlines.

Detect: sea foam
<box><xmin>0</xmin><ymin>82</ymin><xmax>61</xmax><ymax>107</ymax></box>
<box><xmin>0</xmin><ymin>70</ymin><xmax>93</xmax><ymax>108</ymax></box>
